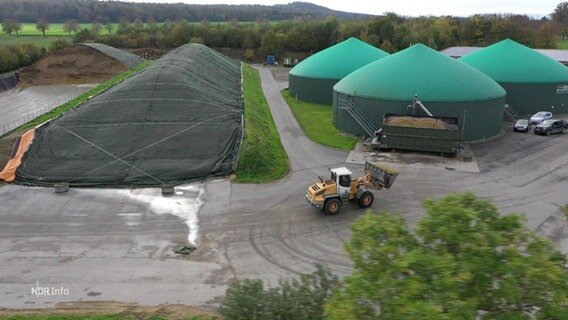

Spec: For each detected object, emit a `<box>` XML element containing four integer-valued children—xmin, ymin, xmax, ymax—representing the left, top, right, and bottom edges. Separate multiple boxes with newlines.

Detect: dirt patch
<box><xmin>18</xmin><ymin>45</ymin><xmax>128</xmax><ymax>86</ymax></box>
<box><xmin>0</xmin><ymin>131</ymin><xmax>20</xmax><ymax>171</ymax></box>
<box><xmin>0</xmin><ymin>301</ymin><xmax>221</xmax><ymax>319</ymax></box>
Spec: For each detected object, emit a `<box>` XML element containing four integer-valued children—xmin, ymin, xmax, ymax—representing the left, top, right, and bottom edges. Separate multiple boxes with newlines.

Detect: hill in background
<box><xmin>0</xmin><ymin>0</ymin><xmax>373</xmax><ymax>23</ymax></box>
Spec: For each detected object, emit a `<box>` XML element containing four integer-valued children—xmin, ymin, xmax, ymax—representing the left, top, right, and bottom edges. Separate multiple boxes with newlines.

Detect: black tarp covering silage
<box><xmin>15</xmin><ymin>43</ymin><xmax>243</xmax><ymax>187</ymax></box>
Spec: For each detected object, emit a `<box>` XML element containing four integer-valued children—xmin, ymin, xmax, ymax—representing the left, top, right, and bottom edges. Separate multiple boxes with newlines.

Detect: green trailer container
<box><xmin>374</xmin><ymin>114</ymin><xmax>463</xmax><ymax>155</ymax></box>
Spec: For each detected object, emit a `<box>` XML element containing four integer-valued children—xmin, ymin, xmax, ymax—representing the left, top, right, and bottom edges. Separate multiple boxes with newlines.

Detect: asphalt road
<box><xmin>0</xmin><ymin>85</ymin><xmax>95</xmax><ymax>136</ymax></box>
<box><xmin>0</xmin><ymin>66</ymin><xmax>567</xmax><ymax>309</ymax></box>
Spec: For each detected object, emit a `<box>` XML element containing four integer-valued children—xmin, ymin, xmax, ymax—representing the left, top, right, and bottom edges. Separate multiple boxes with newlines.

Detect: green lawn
<box><xmin>557</xmin><ymin>39</ymin><xmax>568</xmax><ymax>49</ymax></box>
<box><xmin>0</xmin><ymin>35</ymin><xmax>69</xmax><ymax>47</ymax></box>
<box><xmin>281</xmin><ymin>89</ymin><xmax>358</xmax><ymax>150</ymax></box>
<box><xmin>13</xmin><ymin>23</ymin><xmax>112</xmax><ymax>36</ymax></box>
<box><xmin>234</xmin><ymin>64</ymin><xmax>289</xmax><ymax>183</ymax></box>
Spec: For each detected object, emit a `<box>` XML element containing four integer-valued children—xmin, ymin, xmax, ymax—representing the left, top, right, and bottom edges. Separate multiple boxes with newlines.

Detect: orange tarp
<box><xmin>0</xmin><ymin>129</ymin><xmax>35</xmax><ymax>182</ymax></box>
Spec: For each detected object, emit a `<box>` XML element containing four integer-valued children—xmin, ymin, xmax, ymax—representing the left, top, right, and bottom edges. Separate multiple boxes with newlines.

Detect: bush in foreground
<box><xmin>220</xmin><ymin>265</ymin><xmax>339</xmax><ymax>320</ymax></box>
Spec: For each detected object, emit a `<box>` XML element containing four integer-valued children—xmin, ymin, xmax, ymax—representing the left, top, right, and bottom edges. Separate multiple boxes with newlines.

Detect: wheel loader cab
<box><xmin>330</xmin><ymin>167</ymin><xmax>352</xmax><ymax>196</ymax></box>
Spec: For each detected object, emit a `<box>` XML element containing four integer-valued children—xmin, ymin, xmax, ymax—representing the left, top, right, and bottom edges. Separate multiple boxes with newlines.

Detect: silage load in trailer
<box><xmin>11</xmin><ymin>43</ymin><xmax>243</xmax><ymax>187</ymax></box>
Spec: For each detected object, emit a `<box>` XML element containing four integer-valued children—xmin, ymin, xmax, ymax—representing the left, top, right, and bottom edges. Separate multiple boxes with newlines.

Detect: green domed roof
<box><xmin>460</xmin><ymin>39</ymin><xmax>568</xmax><ymax>83</ymax></box>
<box><xmin>289</xmin><ymin>37</ymin><xmax>389</xmax><ymax>80</ymax></box>
<box><xmin>334</xmin><ymin>43</ymin><xmax>505</xmax><ymax>102</ymax></box>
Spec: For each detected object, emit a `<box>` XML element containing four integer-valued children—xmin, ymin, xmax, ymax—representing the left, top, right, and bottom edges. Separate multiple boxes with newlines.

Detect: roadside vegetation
<box><xmin>235</xmin><ymin>64</ymin><xmax>288</xmax><ymax>183</ymax></box>
<box><xmin>220</xmin><ymin>265</ymin><xmax>338</xmax><ymax>319</ymax></box>
<box><xmin>282</xmin><ymin>89</ymin><xmax>357</xmax><ymax>150</ymax></box>
<box><xmin>220</xmin><ymin>193</ymin><xmax>568</xmax><ymax>319</ymax></box>
<box><xmin>11</xmin><ymin>61</ymin><xmax>151</xmax><ymax>134</ymax></box>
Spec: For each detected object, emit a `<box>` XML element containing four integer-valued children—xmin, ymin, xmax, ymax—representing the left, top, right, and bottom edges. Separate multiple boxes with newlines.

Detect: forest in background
<box><xmin>2</xmin><ymin>1</ymin><xmax>568</xmax><ymax>74</ymax></box>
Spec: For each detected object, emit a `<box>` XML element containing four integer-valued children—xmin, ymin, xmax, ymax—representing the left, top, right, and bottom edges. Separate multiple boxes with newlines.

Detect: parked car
<box><xmin>513</xmin><ymin>119</ymin><xmax>531</xmax><ymax>132</ymax></box>
<box><xmin>533</xmin><ymin>119</ymin><xmax>568</xmax><ymax>135</ymax></box>
<box><xmin>529</xmin><ymin>111</ymin><xmax>553</xmax><ymax>124</ymax></box>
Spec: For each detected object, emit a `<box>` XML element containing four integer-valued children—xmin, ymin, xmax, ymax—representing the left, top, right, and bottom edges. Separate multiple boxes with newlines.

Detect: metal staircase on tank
<box><xmin>339</xmin><ymin>97</ymin><xmax>378</xmax><ymax>137</ymax></box>
<box><xmin>503</xmin><ymin>104</ymin><xmax>518</xmax><ymax>121</ymax></box>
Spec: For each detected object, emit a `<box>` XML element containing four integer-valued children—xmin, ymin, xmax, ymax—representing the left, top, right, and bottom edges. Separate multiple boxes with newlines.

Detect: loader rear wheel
<box><xmin>358</xmin><ymin>191</ymin><xmax>374</xmax><ymax>208</ymax></box>
<box><xmin>324</xmin><ymin>198</ymin><xmax>342</xmax><ymax>215</ymax></box>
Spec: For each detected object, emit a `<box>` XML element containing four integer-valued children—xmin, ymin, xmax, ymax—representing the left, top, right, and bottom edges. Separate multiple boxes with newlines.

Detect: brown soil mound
<box><xmin>0</xmin><ymin>131</ymin><xmax>20</xmax><ymax>171</ymax></box>
<box><xmin>385</xmin><ymin>116</ymin><xmax>449</xmax><ymax>129</ymax></box>
<box><xmin>18</xmin><ymin>45</ymin><xmax>128</xmax><ymax>86</ymax></box>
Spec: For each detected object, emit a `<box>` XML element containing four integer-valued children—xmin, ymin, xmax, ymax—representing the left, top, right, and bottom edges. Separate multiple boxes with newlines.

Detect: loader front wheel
<box><xmin>324</xmin><ymin>198</ymin><xmax>342</xmax><ymax>215</ymax></box>
<box><xmin>358</xmin><ymin>191</ymin><xmax>374</xmax><ymax>208</ymax></box>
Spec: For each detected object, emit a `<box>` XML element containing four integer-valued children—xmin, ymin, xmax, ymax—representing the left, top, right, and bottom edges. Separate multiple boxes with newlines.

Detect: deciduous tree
<box><xmin>2</xmin><ymin>18</ymin><xmax>21</xmax><ymax>37</ymax></box>
<box><xmin>553</xmin><ymin>2</ymin><xmax>568</xmax><ymax>39</ymax></box>
<box><xmin>91</xmin><ymin>20</ymin><xmax>102</xmax><ymax>36</ymax></box>
<box><xmin>326</xmin><ymin>193</ymin><xmax>568</xmax><ymax>320</ymax></box>
<box><xmin>63</xmin><ymin>19</ymin><xmax>79</xmax><ymax>35</ymax></box>
<box><xmin>35</xmin><ymin>18</ymin><xmax>49</xmax><ymax>37</ymax></box>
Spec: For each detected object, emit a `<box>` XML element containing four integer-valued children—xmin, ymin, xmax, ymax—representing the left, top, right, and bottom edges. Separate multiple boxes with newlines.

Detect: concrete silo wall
<box><xmin>288</xmin><ymin>74</ymin><xmax>338</xmax><ymax>105</ymax></box>
<box><xmin>333</xmin><ymin>92</ymin><xmax>505</xmax><ymax>141</ymax></box>
<box><xmin>500</xmin><ymin>83</ymin><xmax>568</xmax><ymax>116</ymax></box>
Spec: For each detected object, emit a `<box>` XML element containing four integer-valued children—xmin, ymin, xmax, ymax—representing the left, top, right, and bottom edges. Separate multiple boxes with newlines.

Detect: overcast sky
<box><xmin>123</xmin><ymin>0</ymin><xmax>560</xmax><ymax>17</ymax></box>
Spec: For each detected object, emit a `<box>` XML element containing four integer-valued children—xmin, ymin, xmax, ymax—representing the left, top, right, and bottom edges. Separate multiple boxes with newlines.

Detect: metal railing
<box><xmin>338</xmin><ymin>96</ymin><xmax>378</xmax><ymax>137</ymax></box>
<box><xmin>1</xmin><ymin>96</ymin><xmax>70</xmax><ymax>136</ymax></box>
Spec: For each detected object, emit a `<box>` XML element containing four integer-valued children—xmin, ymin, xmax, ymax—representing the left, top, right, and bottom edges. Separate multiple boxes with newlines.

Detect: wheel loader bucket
<box><xmin>365</xmin><ymin>161</ymin><xmax>398</xmax><ymax>189</ymax></box>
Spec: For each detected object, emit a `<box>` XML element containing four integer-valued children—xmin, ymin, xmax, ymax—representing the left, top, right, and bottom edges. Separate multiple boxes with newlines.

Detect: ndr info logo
<box><xmin>31</xmin><ymin>281</ymin><xmax>70</xmax><ymax>297</ymax></box>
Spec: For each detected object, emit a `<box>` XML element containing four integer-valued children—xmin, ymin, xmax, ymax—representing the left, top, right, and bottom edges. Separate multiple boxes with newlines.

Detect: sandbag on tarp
<box><xmin>0</xmin><ymin>71</ymin><xmax>18</xmax><ymax>92</ymax></box>
<box><xmin>11</xmin><ymin>43</ymin><xmax>243</xmax><ymax>187</ymax></box>
<box><xmin>81</xmin><ymin>43</ymin><xmax>144</xmax><ymax>68</ymax></box>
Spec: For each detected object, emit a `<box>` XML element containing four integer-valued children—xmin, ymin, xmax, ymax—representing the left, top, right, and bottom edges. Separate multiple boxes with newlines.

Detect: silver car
<box><xmin>529</xmin><ymin>111</ymin><xmax>553</xmax><ymax>124</ymax></box>
<box><xmin>513</xmin><ymin>119</ymin><xmax>530</xmax><ymax>132</ymax></box>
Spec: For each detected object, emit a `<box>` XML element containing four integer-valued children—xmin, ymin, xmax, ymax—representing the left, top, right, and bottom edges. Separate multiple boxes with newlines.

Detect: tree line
<box><xmin>44</xmin><ymin>12</ymin><xmax>559</xmax><ymax>60</ymax></box>
<box><xmin>0</xmin><ymin>0</ymin><xmax>367</xmax><ymax>24</ymax></box>
<box><xmin>2</xmin><ymin>3</ymin><xmax>568</xmax><ymax>72</ymax></box>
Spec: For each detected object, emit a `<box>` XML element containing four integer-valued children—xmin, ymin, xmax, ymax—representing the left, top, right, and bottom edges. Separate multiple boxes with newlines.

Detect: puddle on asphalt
<box><xmin>126</xmin><ymin>185</ymin><xmax>204</xmax><ymax>246</ymax></box>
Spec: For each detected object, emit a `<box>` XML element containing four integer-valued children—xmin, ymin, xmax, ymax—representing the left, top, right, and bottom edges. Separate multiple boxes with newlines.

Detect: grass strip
<box><xmin>12</xmin><ymin>60</ymin><xmax>152</xmax><ymax>134</ymax></box>
<box><xmin>235</xmin><ymin>64</ymin><xmax>288</xmax><ymax>183</ymax></box>
<box><xmin>281</xmin><ymin>89</ymin><xmax>357</xmax><ymax>150</ymax></box>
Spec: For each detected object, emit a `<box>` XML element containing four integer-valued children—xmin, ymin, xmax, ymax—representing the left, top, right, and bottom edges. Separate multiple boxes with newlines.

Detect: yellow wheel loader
<box><xmin>305</xmin><ymin>161</ymin><xmax>398</xmax><ymax>215</ymax></box>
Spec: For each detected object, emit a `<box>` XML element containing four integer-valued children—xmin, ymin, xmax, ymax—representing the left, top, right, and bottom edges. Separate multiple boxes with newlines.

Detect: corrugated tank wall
<box><xmin>333</xmin><ymin>92</ymin><xmax>505</xmax><ymax>142</ymax></box>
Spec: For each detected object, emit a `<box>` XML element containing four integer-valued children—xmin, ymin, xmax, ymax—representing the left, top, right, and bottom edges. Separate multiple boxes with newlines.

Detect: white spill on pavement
<box><xmin>125</xmin><ymin>184</ymin><xmax>205</xmax><ymax>246</ymax></box>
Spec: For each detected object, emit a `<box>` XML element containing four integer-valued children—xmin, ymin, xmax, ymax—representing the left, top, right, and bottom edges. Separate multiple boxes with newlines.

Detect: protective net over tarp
<box><xmin>81</xmin><ymin>43</ymin><xmax>145</xmax><ymax>68</ymax></box>
<box><xmin>10</xmin><ymin>43</ymin><xmax>243</xmax><ymax>187</ymax></box>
